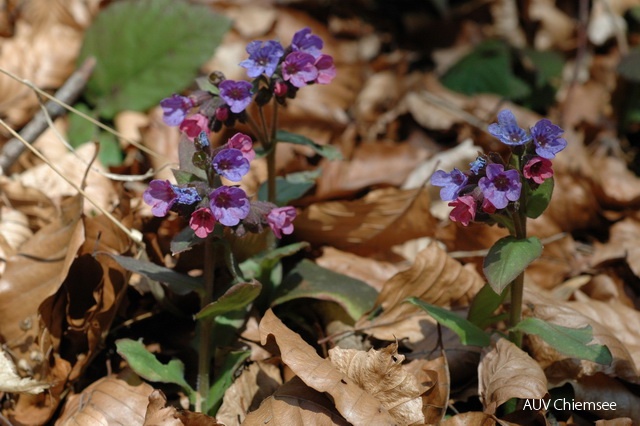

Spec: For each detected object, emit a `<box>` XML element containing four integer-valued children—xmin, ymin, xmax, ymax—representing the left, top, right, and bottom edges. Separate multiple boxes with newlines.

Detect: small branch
<box><xmin>0</xmin><ymin>58</ymin><xmax>95</xmax><ymax>172</ymax></box>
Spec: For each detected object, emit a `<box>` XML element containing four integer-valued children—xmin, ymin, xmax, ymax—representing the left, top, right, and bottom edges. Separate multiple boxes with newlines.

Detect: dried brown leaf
<box><xmin>356</xmin><ymin>242</ymin><xmax>484</xmax><ymax>342</ymax></box>
<box><xmin>571</xmin><ymin>373</ymin><xmax>640</xmax><ymax>421</ymax></box>
<box><xmin>591</xmin><ymin>156</ymin><xmax>640</xmax><ymax>207</ymax></box>
<box><xmin>405</xmin><ymin>353</ymin><xmax>450</xmax><ymax>424</ymax></box>
<box><xmin>216</xmin><ymin>361</ymin><xmax>282</xmax><ymax>426</ymax></box>
<box><xmin>56</xmin><ymin>373</ymin><xmax>154</xmax><ymax>426</ymax></box>
<box><xmin>258</xmin><ymin>309</ymin><xmax>397</xmax><ymax>425</ymax></box>
<box><xmin>439</xmin><ymin>411</ymin><xmax>496</xmax><ymax>426</ymax></box>
<box><xmin>0</xmin><ymin>193</ymin><xmax>84</xmax><ymax>343</ymax></box>
<box><xmin>294</xmin><ymin>187</ymin><xmax>434</xmax><ymax>256</ymax></box>
<box><xmin>329</xmin><ymin>343</ymin><xmax>426</xmax><ymax>425</ymax></box>
<box><xmin>242</xmin><ymin>376</ymin><xmax>349</xmax><ymax>426</ymax></box>
<box><xmin>478</xmin><ymin>339</ymin><xmax>548</xmax><ymax>415</ymax></box>
<box><xmin>0</xmin><ymin>347</ymin><xmax>50</xmax><ymax>394</ymax></box>
<box><xmin>143</xmin><ymin>390</ymin><xmax>183</xmax><ymax>426</ymax></box>
<box><xmin>0</xmin><ymin>206</ymin><xmax>32</xmax><ymax>250</ymax></box>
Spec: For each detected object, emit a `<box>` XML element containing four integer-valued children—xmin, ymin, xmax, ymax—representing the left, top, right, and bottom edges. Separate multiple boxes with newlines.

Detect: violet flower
<box><xmin>291</xmin><ymin>27</ymin><xmax>323</xmax><ymax>58</ymax></box>
<box><xmin>431</xmin><ymin>168</ymin><xmax>468</xmax><ymax>201</ymax></box>
<box><xmin>239</xmin><ymin>40</ymin><xmax>284</xmax><ymax>78</ymax></box>
<box><xmin>143</xmin><ymin>180</ymin><xmax>200</xmax><ymax>217</ymax></box>
<box><xmin>282</xmin><ymin>52</ymin><xmax>318</xmax><ymax>88</ymax></box>
<box><xmin>523</xmin><ymin>157</ymin><xmax>554</xmax><ymax>184</ymax></box>
<box><xmin>488</xmin><ymin>110</ymin><xmax>532</xmax><ymax>146</ymax></box>
<box><xmin>267</xmin><ymin>206</ymin><xmax>297</xmax><ymax>238</ymax></box>
<box><xmin>213</xmin><ymin>149</ymin><xmax>250</xmax><ymax>182</ymax></box>
<box><xmin>478</xmin><ymin>164</ymin><xmax>521</xmax><ymax>209</ymax></box>
<box><xmin>160</xmin><ymin>94</ymin><xmax>194</xmax><ymax>126</ymax></box>
<box><xmin>219</xmin><ymin>80</ymin><xmax>253</xmax><ymax>113</ymax></box>
<box><xmin>209</xmin><ymin>186</ymin><xmax>250</xmax><ymax>226</ymax></box>
<box><xmin>314</xmin><ymin>54</ymin><xmax>336</xmax><ymax>85</ymax></box>
<box><xmin>531</xmin><ymin>119</ymin><xmax>567</xmax><ymax>159</ymax></box>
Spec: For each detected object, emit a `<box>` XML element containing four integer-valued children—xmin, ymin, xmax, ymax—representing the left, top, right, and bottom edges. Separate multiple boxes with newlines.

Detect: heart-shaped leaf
<box><xmin>483</xmin><ymin>236</ymin><xmax>542</xmax><ymax>294</ymax></box>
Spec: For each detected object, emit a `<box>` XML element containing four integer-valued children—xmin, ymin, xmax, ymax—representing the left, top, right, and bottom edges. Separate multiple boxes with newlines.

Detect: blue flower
<box><xmin>478</xmin><ymin>164</ymin><xmax>521</xmax><ymax>209</ymax></box>
<box><xmin>531</xmin><ymin>118</ymin><xmax>567</xmax><ymax>159</ymax></box>
<box><xmin>488</xmin><ymin>110</ymin><xmax>532</xmax><ymax>146</ymax></box>
<box><xmin>160</xmin><ymin>95</ymin><xmax>193</xmax><ymax>126</ymax></box>
<box><xmin>143</xmin><ymin>180</ymin><xmax>200</xmax><ymax>217</ymax></box>
<box><xmin>469</xmin><ymin>157</ymin><xmax>487</xmax><ymax>174</ymax></box>
<box><xmin>213</xmin><ymin>148</ymin><xmax>250</xmax><ymax>182</ymax></box>
<box><xmin>239</xmin><ymin>40</ymin><xmax>284</xmax><ymax>78</ymax></box>
<box><xmin>219</xmin><ymin>80</ymin><xmax>253</xmax><ymax>113</ymax></box>
<box><xmin>291</xmin><ymin>27</ymin><xmax>323</xmax><ymax>58</ymax></box>
<box><xmin>209</xmin><ymin>186</ymin><xmax>250</xmax><ymax>226</ymax></box>
<box><xmin>431</xmin><ymin>168</ymin><xmax>468</xmax><ymax>201</ymax></box>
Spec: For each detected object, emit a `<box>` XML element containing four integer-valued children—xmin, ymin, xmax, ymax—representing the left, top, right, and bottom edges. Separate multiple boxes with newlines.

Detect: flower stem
<box><xmin>508</xmin><ymin>176</ymin><xmax>528</xmax><ymax>348</ymax></box>
<box><xmin>196</xmin><ymin>235</ymin><xmax>217</xmax><ymax>412</ymax></box>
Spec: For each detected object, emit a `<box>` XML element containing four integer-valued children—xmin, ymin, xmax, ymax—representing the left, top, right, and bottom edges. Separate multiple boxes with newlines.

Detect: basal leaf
<box><xmin>195</xmin><ymin>281</ymin><xmax>262</xmax><ymax>320</ymax></box>
<box><xmin>116</xmin><ymin>338</ymin><xmax>194</xmax><ymax>394</ymax></box>
<box><xmin>105</xmin><ymin>253</ymin><xmax>203</xmax><ymax>296</ymax></box>
<box><xmin>272</xmin><ymin>259</ymin><xmax>377</xmax><ymax>321</ymax></box>
<box><xmin>483</xmin><ymin>236</ymin><xmax>542</xmax><ymax>294</ymax></box>
<box><xmin>276</xmin><ymin>130</ymin><xmax>342</xmax><ymax>160</ymax></box>
<box><xmin>407</xmin><ymin>298</ymin><xmax>491</xmax><ymax>347</ymax></box>
<box><xmin>79</xmin><ymin>0</ymin><xmax>230</xmax><ymax>118</ymax></box>
<box><xmin>257</xmin><ymin>170</ymin><xmax>321</xmax><ymax>205</ymax></box>
<box><xmin>206</xmin><ymin>350</ymin><xmax>250</xmax><ymax>415</ymax></box>
<box><xmin>526</xmin><ymin>177</ymin><xmax>554</xmax><ymax>219</ymax></box>
<box><xmin>467</xmin><ymin>284</ymin><xmax>507</xmax><ymax>329</ymax></box>
<box><xmin>511</xmin><ymin>318</ymin><xmax>612</xmax><ymax>365</ymax></box>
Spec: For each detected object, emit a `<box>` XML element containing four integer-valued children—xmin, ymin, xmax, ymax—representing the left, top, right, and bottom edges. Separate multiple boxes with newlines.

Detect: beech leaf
<box><xmin>0</xmin><ymin>348</ymin><xmax>50</xmax><ymax>394</ymax></box>
<box><xmin>483</xmin><ymin>236</ymin><xmax>542</xmax><ymax>294</ymax></box>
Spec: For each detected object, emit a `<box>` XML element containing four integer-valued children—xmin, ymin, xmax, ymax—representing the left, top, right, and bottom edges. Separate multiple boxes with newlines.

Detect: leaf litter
<box><xmin>0</xmin><ymin>0</ymin><xmax>640</xmax><ymax>425</ymax></box>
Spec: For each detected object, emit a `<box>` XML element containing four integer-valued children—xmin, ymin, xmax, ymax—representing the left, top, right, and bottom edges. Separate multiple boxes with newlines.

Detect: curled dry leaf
<box><xmin>216</xmin><ymin>361</ymin><xmax>282</xmax><ymax>426</ymax></box>
<box><xmin>0</xmin><ymin>193</ymin><xmax>84</xmax><ymax>343</ymax></box>
<box><xmin>0</xmin><ymin>347</ymin><xmax>50</xmax><ymax>395</ymax></box>
<box><xmin>356</xmin><ymin>242</ymin><xmax>484</xmax><ymax>342</ymax></box>
<box><xmin>294</xmin><ymin>187</ymin><xmax>434</xmax><ymax>256</ymax></box>
<box><xmin>258</xmin><ymin>309</ymin><xmax>397</xmax><ymax>425</ymax></box>
<box><xmin>478</xmin><ymin>338</ymin><xmax>548</xmax><ymax>415</ymax></box>
<box><xmin>524</xmin><ymin>289</ymin><xmax>639</xmax><ymax>386</ymax></box>
<box><xmin>404</xmin><ymin>353</ymin><xmax>450</xmax><ymax>424</ymax></box>
<box><xmin>439</xmin><ymin>411</ymin><xmax>496</xmax><ymax>426</ymax></box>
<box><xmin>56</xmin><ymin>373</ymin><xmax>154</xmax><ymax>426</ymax></box>
<box><xmin>0</xmin><ymin>205</ymin><xmax>32</xmax><ymax>250</ymax></box>
<box><xmin>243</xmin><ymin>376</ymin><xmax>349</xmax><ymax>426</ymax></box>
<box><xmin>329</xmin><ymin>343</ymin><xmax>427</xmax><ymax>425</ymax></box>
<box><xmin>143</xmin><ymin>389</ymin><xmax>183</xmax><ymax>426</ymax></box>
<box><xmin>571</xmin><ymin>373</ymin><xmax>640</xmax><ymax>421</ymax></box>
<box><xmin>591</xmin><ymin>155</ymin><xmax>640</xmax><ymax>207</ymax></box>
<box><xmin>590</xmin><ymin>215</ymin><xmax>640</xmax><ymax>277</ymax></box>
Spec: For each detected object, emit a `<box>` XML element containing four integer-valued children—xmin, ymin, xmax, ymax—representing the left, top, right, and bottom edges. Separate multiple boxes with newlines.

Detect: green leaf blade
<box><xmin>407</xmin><ymin>298</ymin><xmax>491</xmax><ymax>347</ymax></box>
<box><xmin>512</xmin><ymin>318</ymin><xmax>612</xmax><ymax>365</ymax></box>
<box><xmin>526</xmin><ymin>177</ymin><xmax>554</xmax><ymax>219</ymax></box>
<box><xmin>195</xmin><ymin>281</ymin><xmax>262</xmax><ymax>320</ymax></box>
<box><xmin>276</xmin><ymin>130</ymin><xmax>342</xmax><ymax>160</ymax></box>
<box><xmin>483</xmin><ymin>236</ymin><xmax>542</xmax><ymax>294</ymax></box>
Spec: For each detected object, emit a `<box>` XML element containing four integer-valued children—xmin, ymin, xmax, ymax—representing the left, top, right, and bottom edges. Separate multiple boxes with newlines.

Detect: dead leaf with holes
<box><xmin>329</xmin><ymin>343</ymin><xmax>428</xmax><ymax>425</ymax></box>
<box><xmin>294</xmin><ymin>187</ymin><xmax>434</xmax><ymax>255</ymax></box>
<box><xmin>478</xmin><ymin>338</ymin><xmax>548</xmax><ymax>415</ymax></box>
<box><xmin>356</xmin><ymin>242</ymin><xmax>484</xmax><ymax>342</ymax></box>
<box><xmin>259</xmin><ymin>309</ymin><xmax>397</xmax><ymax>425</ymax></box>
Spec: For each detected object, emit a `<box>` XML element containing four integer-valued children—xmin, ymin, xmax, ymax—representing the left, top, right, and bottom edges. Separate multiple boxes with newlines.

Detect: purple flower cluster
<box><xmin>159</xmin><ymin>28</ymin><xmax>336</xmax><ymax>132</ymax></box>
<box><xmin>143</xmin><ymin>132</ymin><xmax>296</xmax><ymax>239</ymax></box>
<box><xmin>431</xmin><ymin>110</ymin><xmax>566</xmax><ymax>226</ymax></box>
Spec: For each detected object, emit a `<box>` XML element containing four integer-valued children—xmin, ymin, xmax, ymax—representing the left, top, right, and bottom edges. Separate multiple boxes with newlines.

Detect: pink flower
<box><xmin>179</xmin><ymin>113</ymin><xmax>209</xmax><ymax>141</ymax></box>
<box><xmin>189</xmin><ymin>207</ymin><xmax>216</xmax><ymax>238</ymax></box>
<box><xmin>448</xmin><ymin>195</ymin><xmax>476</xmax><ymax>226</ymax></box>
<box><xmin>523</xmin><ymin>156</ymin><xmax>553</xmax><ymax>184</ymax></box>
<box><xmin>227</xmin><ymin>133</ymin><xmax>255</xmax><ymax>162</ymax></box>
<box><xmin>482</xmin><ymin>198</ymin><xmax>496</xmax><ymax>214</ymax></box>
<box><xmin>314</xmin><ymin>54</ymin><xmax>336</xmax><ymax>85</ymax></box>
<box><xmin>267</xmin><ymin>206</ymin><xmax>296</xmax><ymax>238</ymax></box>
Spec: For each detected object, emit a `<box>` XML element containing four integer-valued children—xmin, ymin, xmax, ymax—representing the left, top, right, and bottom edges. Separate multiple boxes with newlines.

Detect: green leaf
<box><xmin>78</xmin><ymin>0</ymin><xmax>230</xmax><ymax>118</ymax></box>
<box><xmin>195</xmin><ymin>281</ymin><xmax>262</xmax><ymax>320</ymax></box>
<box><xmin>116</xmin><ymin>338</ymin><xmax>195</xmax><ymax>395</ymax></box>
<box><xmin>522</xmin><ymin>48</ymin><xmax>564</xmax><ymax>88</ymax></box>
<box><xmin>407</xmin><ymin>298</ymin><xmax>491</xmax><ymax>347</ymax></box>
<box><xmin>170</xmin><ymin>226</ymin><xmax>202</xmax><ymax>255</ymax></box>
<box><xmin>257</xmin><ymin>170</ymin><xmax>321</xmax><ymax>205</ymax></box>
<box><xmin>441</xmin><ymin>40</ymin><xmax>530</xmax><ymax>100</ymax></box>
<box><xmin>97</xmin><ymin>130</ymin><xmax>124</xmax><ymax>167</ymax></box>
<box><xmin>526</xmin><ymin>177</ymin><xmax>554</xmax><ymax>219</ymax></box>
<box><xmin>206</xmin><ymin>350</ymin><xmax>250</xmax><ymax>415</ymax></box>
<box><xmin>618</xmin><ymin>48</ymin><xmax>640</xmax><ymax>83</ymax></box>
<box><xmin>105</xmin><ymin>253</ymin><xmax>203</xmax><ymax>296</ymax></box>
<box><xmin>68</xmin><ymin>103</ymin><xmax>96</xmax><ymax>148</ymax></box>
<box><xmin>276</xmin><ymin>130</ymin><xmax>342</xmax><ymax>160</ymax></box>
<box><xmin>483</xmin><ymin>236</ymin><xmax>542</xmax><ymax>294</ymax></box>
<box><xmin>239</xmin><ymin>242</ymin><xmax>309</xmax><ymax>282</ymax></box>
<box><xmin>272</xmin><ymin>259</ymin><xmax>377</xmax><ymax>321</ymax></box>
<box><xmin>467</xmin><ymin>284</ymin><xmax>507</xmax><ymax>329</ymax></box>
<box><xmin>512</xmin><ymin>318</ymin><xmax>612</xmax><ymax>365</ymax></box>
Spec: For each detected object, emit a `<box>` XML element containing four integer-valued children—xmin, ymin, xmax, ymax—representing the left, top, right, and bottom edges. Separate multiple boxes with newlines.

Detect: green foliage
<box><xmin>526</xmin><ymin>177</ymin><xmax>554</xmax><ymax>219</ymax></box>
<box><xmin>207</xmin><ymin>350</ymin><xmax>250</xmax><ymax>415</ymax></box>
<box><xmin>78</xmin><ymin>0</ymin><xmax>230</xmax><ymax>119</ymax></box>
<box><xmin>272</xmin><ymin>259</ymin><xmax>378</xmax><ymax>321</ymax></box>
<box><xmin>276</xmin><ymin>130</ymin><xmax>342</xmax><ymax>160</ymax></box>
<box><xmin>467</xmin><ymin>284</ymin><xmax>508</xmax><ymax>329</ymax></box>
<box><xmin>67</xmin><ymin>103</ymin><xmax>123</xmax><ymax>166</ymax></box>
<box><xmin>511</xmin><ymin>318</ymin><xmax>613</xmax><ymax>365</ymax></box>
<box><xmin>116</xmin><ymin>338</ymin><xmax>196</xmax><ymax>400</ymax></box>
<box><xmin>257</xmin><ymin>170</ymin><xmax>321</xmax><ymax>205</ymax></box>
<box><xmin>483</xmin><ymin>236</ymin><xmax>542</xmax><ymax>294</ymax></box>
<box><xmin>441</xmin><ymin>40</ymin><xmax>530</xmax><ymax>100</ymax></box>
<box><xmin>406</xmin><ymin>298</ymin><xmax>491</xmax><ymax>347</ymax></box>
<box><xmin>106</xmin><ymin>253</ymin><xmax>204</xmax><ymax>296</ymax></box>
<box><xmin>195</xmin><ymin>281</ymin><xmax>262</xmax><ymax>320</ymax></box>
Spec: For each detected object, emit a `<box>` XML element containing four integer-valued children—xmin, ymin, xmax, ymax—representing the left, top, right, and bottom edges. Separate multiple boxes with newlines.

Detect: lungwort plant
<box><xmin>110</xmin><ymin>27</ymin><xmax>338</xmax><ymax>414</ymax></box>
<box><xmin>416</xmin><ymin>109</ymin><xmax>613</xmax><ymax>364</ymax></box>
